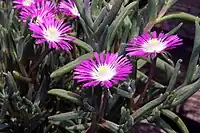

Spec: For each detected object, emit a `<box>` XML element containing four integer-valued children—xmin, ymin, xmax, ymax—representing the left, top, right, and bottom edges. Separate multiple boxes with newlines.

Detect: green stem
<box><xmin>144</xmin><ymin>12</ymin><xmax>200</xmax><ymax>33</ymax></box>
<box><xmin>155</xmin><ymin>12</ymin><xmax>200</xmax><ymax>24</ymax></box>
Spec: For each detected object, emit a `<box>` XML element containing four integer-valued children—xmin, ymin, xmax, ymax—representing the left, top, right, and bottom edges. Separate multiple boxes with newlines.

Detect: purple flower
<box><xmin>126</xmin><ymin>31</ymin><xmax>183</xmax><ymax>58</ymax></box>
<box><xmin>19</xmin><ymin>1</ymin><xmax>56</xmax><ymax>23</ymax></box>
<box><xmin>29</xmin><ymin>18</ymin><xmax>74</xmax><ymax>50</ymax></box>
<box><xmin>59</xmin><ymin>0</ymin><xmax>80</xmax><ymax>18</ymax></box>
<box><xmin>74</xmin><ymin>52</ymin><xmax>133</xmax><ymax>88</ymax></box>
<box><xmin>13</xmin><ymin>0</ymin><xmax>41</xmax><ymax>9</ymax></box>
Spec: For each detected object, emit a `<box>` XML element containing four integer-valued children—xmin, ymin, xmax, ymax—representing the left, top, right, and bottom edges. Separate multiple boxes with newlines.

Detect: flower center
<box><xmin>23</xmin><ymin>0</ymin><xmax>33</xmax><ymax>6</ymax></box>
<box><xmin>43</xmin><ymin>27</ymin><xmax>60</xmax><ymax>42</ymax></box>
<box><xmin>143</xmin><ymin>39</ymin><xmax>166</xmax><ymax>53</ymax></box>
<box><xmin>148</xmin><ymin>39</ymin><xmax>159</xmax><ymax>44</ymax></box>
<box><xmin>92</xmin><ymin>65</ymin><xmax>116</xmax><ymax>81</ymax></box>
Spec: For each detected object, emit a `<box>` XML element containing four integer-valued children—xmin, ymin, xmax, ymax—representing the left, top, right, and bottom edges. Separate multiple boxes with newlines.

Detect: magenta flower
<box><xmin>29</xmin><ymin>18</ymin><xmax>74</xmax><ymax>50</ymax></box>
<box><xmin>126</xmin><ymin>31</ymin><xmax>183</xmax><ymax>57</ymax></box>
<box><xmin>59</xmin><ymin>0</ymin><xmax>80</xmax><ymax>18</ymax></box>
<box><xmin>19</xmin><ymin>1</ymin><xmax>56</xmax><ymax>23</ymax></box>
<box><xmin>74</xmin><ymin>52</ymin><xmax>132</xmax><ymax>88</ymax></box>
<box><xmin>13</xmin><ymin>0</ymin><xmax>41</xmax><ymax>9</ymax></box>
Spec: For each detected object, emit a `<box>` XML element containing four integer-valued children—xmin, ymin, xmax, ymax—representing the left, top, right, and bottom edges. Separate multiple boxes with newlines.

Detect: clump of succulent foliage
<box><xmin>0</xmin><ymin>0</ymin><xmax>200</xmax><ymax>133</ymax></box>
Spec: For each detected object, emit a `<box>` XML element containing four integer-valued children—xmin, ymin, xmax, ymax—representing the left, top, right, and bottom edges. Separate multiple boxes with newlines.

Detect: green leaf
<box><xmin>148</xmin><ymin>0</ymin><xmax>159</xmax><ymax>21</ymax></box>
<box><xmin>113</xmin><ymin>87</ymin><xmax>133</xmax><ymax>99</ymax></box>
<box><xmin>48</xmin><ymin>111</ymin><xmax>88</xmax><ymax>121</ymax></box>
<box><xmin>122</xmin><ymin>93</ymin><xmax>168</xmax><ymax>132</ymax></box>
<box><xmin>167</xmin><ymin>22</ymin><xmax>183</xmax><ymax>35</ymax></box>
<box><xmin>161</xmin><ymin>109</ymin><xmax>189</xmax><ymax>133</ymax></box>
<box><xmin>94</xmin><ymin>0</ymin><xmax>125</xmax><ymax>39</ymax></box>
<box><xmin>192</xmin><ymin>65</ymin><xmax>200</xmax><ymax>81</ymax></box>
<box><xmin>50</xmin><ymin>52</ymin><xmax>94</xmax><ymax>78</ymax></box>
<box><xmin>120</xmin><ymin>16</ymin><xmax>132</xmax><ymax>43</ymax></box>
<box><xmin>160</xmin><ymin>53</ymin><xmax>174</xmax><ymax>66</ymax></box>
<box><xmin>119</xmin><ymin>106</ymin><xmax>130</xmax><ymax>124</ymax></box>
<box><xmin>106</xmin><ymin>1</ymin><xmax>137</xmax><ymax>51</ymax></box>
<box><xmin>137</xmin><ymin>70</ymin><xmax>165</xmax><ymax>89</ymax></box>
<box><xmin>65</xmin><ymin>123</ymin><xmax>91</xmax><ymax>130</ymax></box>
<box><xmin>91</xmin><ymin>0</ymin><xmax>103</xmax><ymax>17</ymax></box>
<box><xmin>99</xmin><ymin>25</ymin><xmax>108</xmax><ymax>51</ymax></box>
<box><xmin>72</xmin><ymin>38</ymin><xmax>93</xmax><ymax>52</ymax></box>
<box><xmin>83</xmin><ymin>0</ymin><xmax>93</xmax><ymax>28</ymax></box>
<box><xmin>0</xmin><ymin>97</ymin><xmax>9</xmax><ymax>120</ymax></box>
<box><xmin>5</xmin><ymin>72</ymin><xmax>18</xmax><ymax>93</ymax></box>
<box><xmin>92</xmin><ymin>7</ymin><xmax>107</xmax><ymax>30</ymax></box>
<box><xmin>172</xmin><ymin>78</ymin><xmax>200</xmax><ymax>106</ymax></box>
<box><xmin>99</xmin><ymin>120</ymin><xmax>119</xmax><ymax>133</ymax></box>
<box><xmin>79</xmin><ymin>17</ymin><xmax>92</xmax><ymax>38</ymax></box>
<box><xmin>155</xmin><ymin>12</ymin><xmax>200</xmax><ymax>24</ymax></box>
<box><xmin>129</xmin><ymin>13</ymin><xmax>140</xmax><ymax>38</ymax></box>
<box><xmin>48</xmin><ymin>89</ymin><xmax>83</xmax><ymax>105</ymax></box>
<box><xmin>165</xmin><ymin>0</ymin><xmax>179</xmax><ymax>9</ymax></box>
<box><xmin>13</xmin><ymin>71</ymin><xmax>32</xmax><ymax>83</ymax></box>
<box><xmin>157</xmin><ymin>0</ymin><xmax>178</xmax><ymax>18</ymax></box>
<box><xmin>107</xmin><ymin>94</ymin><xmax>120</xmax><ymax>113</ymax></box>
<box><xmin>165</xmin><ymin>59</ymin><xmax>182</xmax><ymax>93</ymax></box>
<box><xmin>34</xmin><ymin>75</ymin><xmax>48</xmax><ymax>106</ymax></box>
<box><xmin>155</xmin><ymin>117</ymin><xmax>176</xmax><ymax>133</ymax></box>
<box><xmin>132</xmin><ymin>93</ymin><xmax>168</xmax><ymax>122</ymax></box>
<box><xmin>137</xmin><ymin>57</ymin><xmax>175</xmax><ymax>80</ymax></box>
<box><xmin>183</xmin><ymin>21</ymin><xmax>200</xmax><ymax>85</ymax></box>
<box><xmin>0</xmin><ymin>10</ymin><xmax>7</xmax><ymax>27</ymax></box>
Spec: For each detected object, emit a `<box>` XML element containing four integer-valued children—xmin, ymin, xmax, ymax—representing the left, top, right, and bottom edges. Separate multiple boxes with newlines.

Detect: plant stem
<box><xmin>155</xmin><ymin>12</ymin><xmax>200</xmax><ymax>24</ymax></box>
<box><xmin>28</xmin><ymin>48</ymin><xmax>52</xmax><ymax>75</ymax></box>
<box><xmin>99</xmin><ymin>88</ymin><xmax>108</xmax><ymax>118</ymax></box>
<box><xmin>136</xmin><ymin>56</ymin><xmax>157</xmax><ymax>106</ymax></box>
<box><xmin>86</xmin><ymin>88</ymin><xmax>108</xmax><ymax>133</ymax></box>
<box><xmin>143</xmin><ymin>22</ymin><xmax>154</xmax><ymax>33</ymax></box>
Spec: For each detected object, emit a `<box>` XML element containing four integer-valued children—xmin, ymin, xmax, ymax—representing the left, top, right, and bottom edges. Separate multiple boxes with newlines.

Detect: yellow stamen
<box><xmin>44</xmin><ymin>27</ymin><xmax>60</xmax><ymax>42</ymax></box>
<box><xmin>143</xmin><ymin>38</ymin><xmax>165</xmax><ymax>53</ymax></box>
<box><xmin>92</xmin><ymin>65</ymin><xmax>116</xmax><ymax>81</ymax></box>
<box><xmin>99</xmin><ymin>66</ymin><xmax>107</xmax><ymax>73</ymax></box>
<box><xmin>47</xmin><ymin>28</ymin><xmax>58</xmax><ymax>36</ymax></box>
<box><xmin>148</xmin><ymin>39</ymin><xmax>159</xmax><ymax>45</ymax></box>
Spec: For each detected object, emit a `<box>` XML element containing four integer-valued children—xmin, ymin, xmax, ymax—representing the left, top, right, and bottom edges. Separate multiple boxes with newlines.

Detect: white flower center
<box><xmin>92</xmin><ymin>65</ymin><xmax>116</xmax><ymax>81</ymax></box>
<box><xmin>143</xmin><ymin>39</ymin><xmax>166</xmax><ymax>53</ymax></box>
<box><xmin>23</xmin><ymin>0</ymin><xmax>33</xmax><ymax>6</ymax></box>
<box><xmin>43</xmin><ymin>27</ymin><xmax>60</xmax><ymax>42</ymax></box>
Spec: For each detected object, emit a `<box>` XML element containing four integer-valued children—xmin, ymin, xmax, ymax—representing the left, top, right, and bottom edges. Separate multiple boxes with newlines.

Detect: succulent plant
<box><xmin>0</xmin><ymin>0</ymin><xmax>200</xmax><ymax>133</ymax></box>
